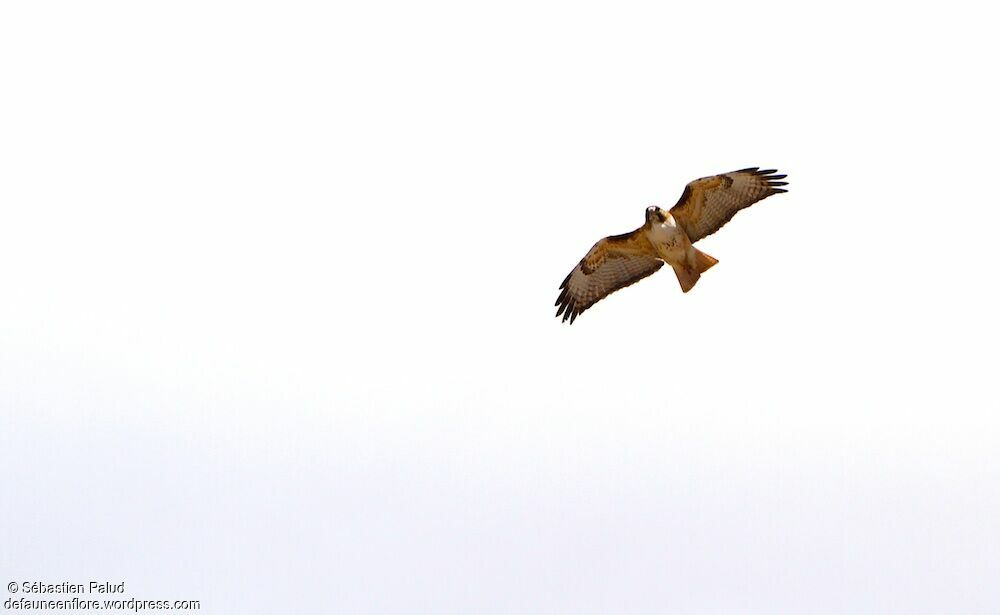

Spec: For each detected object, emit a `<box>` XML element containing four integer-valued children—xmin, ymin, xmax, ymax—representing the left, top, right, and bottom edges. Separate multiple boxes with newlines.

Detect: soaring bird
<box><xmin>555</xmin><ymin>167</ymin><xmax>788</xmax><ymax>323</ymax></box>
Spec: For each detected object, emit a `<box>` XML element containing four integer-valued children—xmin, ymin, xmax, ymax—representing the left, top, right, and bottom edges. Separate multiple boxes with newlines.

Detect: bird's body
<box><xmin>555</xmin><ymin>167</ymin><xmax>788</xmax><ymax>323</ymax></box>
<box><xmin>646</xmin><ymin>211</ymin><xmax>694</xmax><ymax>265</ymax></box>
<box><xmin>647</xmin><ymin>213</ymin><xmax>685</xmax><ymax>258</ymax></box>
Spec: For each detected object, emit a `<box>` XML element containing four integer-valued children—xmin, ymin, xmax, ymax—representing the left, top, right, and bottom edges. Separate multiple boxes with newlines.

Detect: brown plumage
<box><xmin>555</xmin><ymin>167</ymin><xmax>788</xmax><ymax>323</ymax></box>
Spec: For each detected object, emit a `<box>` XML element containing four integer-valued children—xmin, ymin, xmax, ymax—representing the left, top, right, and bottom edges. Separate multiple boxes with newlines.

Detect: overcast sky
<box><xmin>2</xmin><ymin>1</ymin><xmax>998</xmax><ymax>613</ymax></box>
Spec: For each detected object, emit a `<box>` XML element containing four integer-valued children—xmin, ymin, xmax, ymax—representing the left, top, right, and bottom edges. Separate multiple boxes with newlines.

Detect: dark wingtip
<box><xmin>555</xmin><ymin>295</ymin><xmax>582</xmax><ymax>324</ymax></box>
<box><xmin>757</xmin><ymin>168</ymin><xmax>788</xmax><ymax>192</ymax></box>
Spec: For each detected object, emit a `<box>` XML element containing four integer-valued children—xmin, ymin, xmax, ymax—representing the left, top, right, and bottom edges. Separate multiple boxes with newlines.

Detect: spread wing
<box><xmin>555</xmin><ymin>230</ymin><xmax>663</xmax><ymax>324</ymax></box>
<box><xmin>669</xmin><ymin>167</ymin><xmax>788</xmax><ymax>243</ymax></box>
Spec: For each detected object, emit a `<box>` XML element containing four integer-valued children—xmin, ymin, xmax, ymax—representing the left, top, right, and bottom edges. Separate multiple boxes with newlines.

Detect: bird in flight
<box><xmin>555</xmin><ymin>167</ymin><xmax>788</xmax><ymax>323</ymax></box>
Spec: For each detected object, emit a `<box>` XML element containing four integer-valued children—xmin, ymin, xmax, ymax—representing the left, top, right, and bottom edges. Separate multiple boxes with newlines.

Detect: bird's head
<box><xmin>646</xmin><ymin>205</ymin><xmax>668</xmax><ymax>224</ymax></box>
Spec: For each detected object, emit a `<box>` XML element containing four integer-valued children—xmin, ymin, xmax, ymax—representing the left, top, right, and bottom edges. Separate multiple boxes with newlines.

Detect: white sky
<box><xmin>2</xmin><ymin>1</ymin><xmax>998</xmax><ymax>613</ymax></box>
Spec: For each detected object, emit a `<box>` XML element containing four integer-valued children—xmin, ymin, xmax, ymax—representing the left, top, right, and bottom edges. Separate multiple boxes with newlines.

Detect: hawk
<box><xmin>555</xmin><ymin>167</ymin><xmax>788</xmax><ymax>323</ymax></box>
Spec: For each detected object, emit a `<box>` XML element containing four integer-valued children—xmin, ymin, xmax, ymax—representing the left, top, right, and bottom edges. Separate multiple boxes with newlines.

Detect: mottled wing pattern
<box><xmin>555</xmin><ymin>230</ymin><xmax>663</xmax><ymax>324</ymax></box>
<box><xmin>669</xmin><ymin>168</ymin><xmax>788</xmax><ymax>243</ymax></box>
